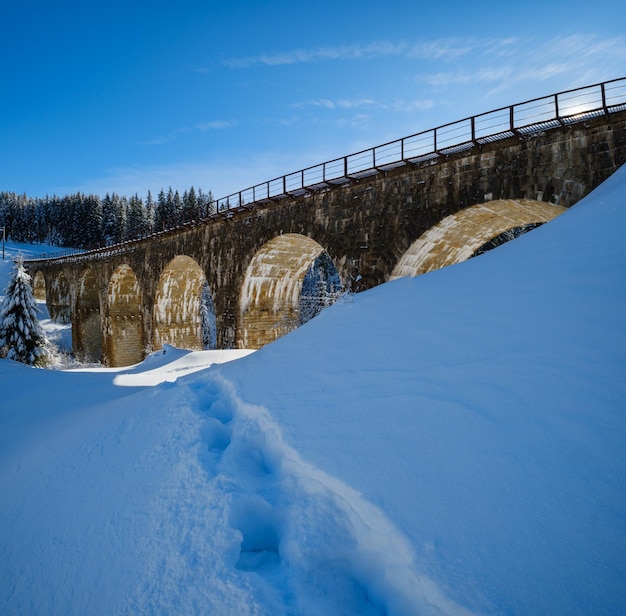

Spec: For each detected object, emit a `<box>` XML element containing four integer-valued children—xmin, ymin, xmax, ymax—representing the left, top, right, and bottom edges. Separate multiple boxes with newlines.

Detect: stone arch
<box><xmin>106</xmin><ymin>264</ymin><xmax>144</xmax><ymax>367</ymax></box>
<box><xmin>239</xmin><ymin>233</ymin><xmax>340</xmax><ymax>349</ymax></box>
<box><xmin>32</xmin><ymin>271</ymin><xmax>46</xmax><ymax>301</ymax></box>
<box><xmin>153</xmin><ymin>255</ymin><xmax>212</xmax><ymax>351</ymax></box>
<box><xmin>390</xmin><ymin>199</ymin><xmax>566</xmax><ymax>279</ymax></box>
<box><xmin>73</xmin><ymin>268</ymin><xmax>102</xmax><ymax>363</ymax></box>
<box><xmin>48</xmin><ymin>271</ymin><xmax>71</xmax><ymax>323</ymax></box>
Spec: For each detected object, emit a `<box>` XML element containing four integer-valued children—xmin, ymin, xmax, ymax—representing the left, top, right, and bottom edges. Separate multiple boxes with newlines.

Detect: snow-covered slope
<box><xmin>1</xmin><ymin>165</ymin><xmax>625</xmax><ymax>615</ymax></box>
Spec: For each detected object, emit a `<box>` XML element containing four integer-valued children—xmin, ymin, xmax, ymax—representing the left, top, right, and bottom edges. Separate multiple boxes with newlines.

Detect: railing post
<box><xmin>601</xmin><ymin>82</ymin><xmax>609</xmax><ymax>115</ymax></box>
<box><xmin>344</xmin><ymin>156</ymin><xmax>348</xmax><ymax>178</ymax></box>
<box><xmin>471</xmin><ymin>116</ymin><xmax>477</xmax><ymax>145</ymax></box>
<box><xmin>283</xmin><ymin>175</ymin><xmax>287</xmax><ymax>195</ymax></box>
<box><xmin>555</xmin><ymin>93</ymin><xmax>564</xmax><ymax>125</ymax></box>
<box><xmin>433</xmin><ymin>128</ymin><xmax>437</xmax><ymax>153</ymax></box>
<box><xmin>554</xmin><ymin>93</ymin><xmax>559</xmax><ymax>117</ymax></box>
<box><xmin>510</xmin><ymin>105</ymin><xmax>515</xmax><ymax>133</ymax></box>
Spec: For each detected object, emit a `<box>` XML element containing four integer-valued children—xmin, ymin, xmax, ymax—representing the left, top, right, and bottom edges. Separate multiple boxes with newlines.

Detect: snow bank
<box><xmin>71</xmin><ymin>344</ymin><xmax>255</xmax><ymax>386</ymax></box>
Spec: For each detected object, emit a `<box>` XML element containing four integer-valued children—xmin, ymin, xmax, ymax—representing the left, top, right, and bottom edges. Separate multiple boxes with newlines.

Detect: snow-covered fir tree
<box><xmin>197</xmin><ymin>188</ymin><xmax>215</xmax><ymax>217</ymax></box>
<box><xmin>153</xmin><ymin>189</ymin><xmax>171</xmax><ymax>231</ymax></box>
<box><xmin>0</xmin><ymin>256</ymin><xmax>51</xmax><ymax>366</ymax></box>
<box><xmin>299</xmin><ymin>252</ymin><xmax>343</xmax><ymax>325</ymax></box>
<box><xmin>200</xmin><ymin>281</ymin><xmax>217</xmax><ymax>349</ymax></box>
<box><xmin>100</xmin><ymin>193</ymin><xmax>125</xmax><ymax>246</ymax></box>
<box><xmin>181</xmin><ymin>187</ymin><xmax>200</xmax><ymax>223</ymax></box>
<box><xmin>125</xmin><ymin>194</ymin><xmax>149</xmax><ymax>240</ymax></box>
<box><xmin>144</xmin><ymin>191</ymin><xmax>155</xmax><ymax>231</ymax></box>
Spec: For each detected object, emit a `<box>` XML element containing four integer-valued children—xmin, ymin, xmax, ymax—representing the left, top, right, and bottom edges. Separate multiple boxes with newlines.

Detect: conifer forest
<box><xmin>0</xmin><ymin>187</ymin><xmax>215</xmax><ymax>249</ymax></box>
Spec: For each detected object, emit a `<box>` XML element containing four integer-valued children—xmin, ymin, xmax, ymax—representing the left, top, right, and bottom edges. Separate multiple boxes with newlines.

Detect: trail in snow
<box><xmin>125</xmin><ymin>372</ymin><xmax>473</xmax><ymax>616</ymax></box>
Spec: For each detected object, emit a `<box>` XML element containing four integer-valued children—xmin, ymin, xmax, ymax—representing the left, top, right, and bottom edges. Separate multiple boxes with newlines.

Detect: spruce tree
<box><xmin>101</xmin><ymin>193</ymin><xmax>125</xmax><ymax>246</ymax></box>
<box><xmin>145</xmin><ymin>190</ymin><xmax>155</xmax><ymax>232</ymax></box>
<box><xmin>182</xmin><ymin>186</ymin><xmax>201</xmax><ymax>222</ymax></box>
<box><xmin>0</xmin><ymin>256</ymin><xmax>50</xmax><ymax>366</ymax></box>
<box><xmin>202</xmin><ymin>189</ymin><xmax>216</xmax><ymax>217</ymax></box>
<box><xmin>125</xmin><ymin>194</ymin><xmax>148</xmax><ymax>240</ymax></box>
<box><xmin>154</xmin><ymin>189</ymin><xmax>169</xmax><ymax>230</ymax></box>
<box><xmin>172</xmin><ymin>190</ymin><xmax>183</xmax><ymax>226</ymax></box>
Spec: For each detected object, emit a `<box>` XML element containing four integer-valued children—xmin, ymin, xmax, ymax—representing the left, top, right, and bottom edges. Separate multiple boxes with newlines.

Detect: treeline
<box><xmin>0</xmin><ymin>186</ymin><xmax>215</xmax><ymax>249</ymax></box>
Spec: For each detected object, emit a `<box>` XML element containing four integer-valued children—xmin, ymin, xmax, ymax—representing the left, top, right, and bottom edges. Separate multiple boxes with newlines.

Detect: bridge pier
<box><xmin>73</xmin><ymin>269</ymin><xmax>102</xmax><ymax>363</ymax></box>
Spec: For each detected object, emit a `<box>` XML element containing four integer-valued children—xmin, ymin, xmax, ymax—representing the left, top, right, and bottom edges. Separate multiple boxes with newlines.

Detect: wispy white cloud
<box><xmin>141</xmin><ymin>120</ymin><xmax>236</xmax><ymax>146</ymax></box>
<box><xmin>405</xmin><ymin>40</ymin><xmax>477</xmax><ymax>61</ymax></box>
<box><xmin>224</xmin><ymin>42</ymin><xmax>390</xmax><ymax>68</ymax></box>
<box><xmin>291</xmin><ymin>98</ymin><xmax>379</xmax><ymax>110</ymax></box>
<box><xmin>417</xmin><ymin>35</ymin><xmax>626</xmax><ymax>94</ymax></box>
<box><xmin>291</xmin><ymin>97</ymin><xmax>434</xmax><ymax>113</ymax></box>
<box><xmin>397</xmin><ymin>99</ymin><xmax>435</xmax><ymax>112</ymax></box>
<box><xmin>335</xmin><ymin>114</ymin><xmax>372</xmax><ymax>129</ymax></box>
<box><xmin>522</xmin><ymin>34</ymin><xmax>626</xmax><ymax>78</ymax></box>
<box><xmin>418</xmin><ymin>67</ymin><xmax>513</xmax><ymax>89</ymax></box>
<box><xmin>223</xmin><ymin>38</ymin><xmax>508</xmax><ymax>68</ymax></box>
<box><xmin>491</xmin><ymin>35</ymin><xmax>625</xmax><ymax>97</ymax></box>
<box><xmin>141</xmin><ymin>136</ymin><xmax>174</xmax><ymax>146</ymax></box>
<box><xmin>195</xmin><ymin>120</ymin><xmax>237</xmax><ymax>131</ymax></box>
<box><xmin>480</xmin><ymin>37</ymin><xmax>520</xmax><ymax>58</ymax></box>
<box><xmin>548</xmin><ymin>34</ymin><xmax>626</xmax><ymax>59</ymax></box>
<box><xmin>139</xmin><ymin>127</ymin><xmax>189</xmax><ymax>146</ymax></box>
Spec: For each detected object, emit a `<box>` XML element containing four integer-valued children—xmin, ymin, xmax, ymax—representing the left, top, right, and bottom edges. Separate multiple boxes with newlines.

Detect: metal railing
<box><xmin>26</xmin><ymin>77</ymin><xmax>626</xmax><ymax>265</ymax></box>
<box><xmin>213</xmin><ymin>77</ymin><xmax>626</xmax><ymax>211</ymax></box>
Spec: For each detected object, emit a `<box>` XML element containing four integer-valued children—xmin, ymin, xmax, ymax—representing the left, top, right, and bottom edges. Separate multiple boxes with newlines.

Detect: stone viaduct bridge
<box><xmin>25</xmin><ymin>78</ymin><xmax>626</xmax><ymax>366</ymax></box>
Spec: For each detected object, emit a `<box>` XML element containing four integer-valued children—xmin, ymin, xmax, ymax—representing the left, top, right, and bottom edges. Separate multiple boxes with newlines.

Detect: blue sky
<box><xmin>2</xmin><ymin>0</ymin><xmax>625</xmax><ymax>200</ymax></box>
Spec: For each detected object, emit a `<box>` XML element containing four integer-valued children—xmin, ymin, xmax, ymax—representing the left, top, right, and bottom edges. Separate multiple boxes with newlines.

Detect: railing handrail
<box><xmin>25</xmin><ymin>76</ymin><xmax>626</xmax><ymax>265</ymax></box>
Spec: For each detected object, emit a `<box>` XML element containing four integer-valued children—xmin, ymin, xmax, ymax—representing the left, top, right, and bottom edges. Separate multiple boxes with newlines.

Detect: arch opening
<box><xmin>299</xmin><ymin>252</ymin><xmax>342</xmax><ymax>326</ymax></box>
<box><xmin>74</xmin><ymin>269</ymin><xmax>102</xmax><ymax>363</ymax></box>
<box><xmin>153</xmin><ymin>255</ymin><xmax>214</xmax><ymax>351</ymax></box>
<box><xmin>390</xmin><ymin>199</ymin><xmax>566</xmax><ymax>279</ymax></box>
<box><xmin>33</xmin><ymin>271</ymin><xmax>46</xmax><ymax>302</ymax></box>
<box><xmin>107</xmin><ymin>264</ymin><xmax>144</xmax><ymax>367</ymax></box>
<box><xmin>48</xmin><ymin>272</ymin><xmax>71</xmax><ymax>324</ymax></box>
<box><xmin>239</xmin><ymin>234</ymin><xmax>342</xmax><ymax>349</ymax></box>
<box><xmin>470</xmin><ymin>223</ymin><xmax>543</xmax><ymax>258</ymax></box>
<box><xmin>200</xmin><ymin>281</ymin><xmax>217</xmax><ymax>350</ymax></box>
